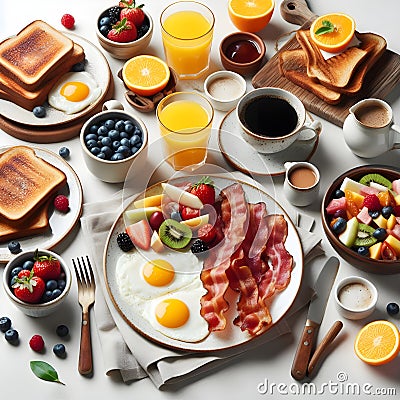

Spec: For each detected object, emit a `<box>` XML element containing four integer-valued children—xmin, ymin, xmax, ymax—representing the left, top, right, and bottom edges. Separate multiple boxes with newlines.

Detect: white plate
<box><xmin>218</xmin><ymin>110</ymin><xmax>321</xmax><ymax>176</ymax></box>
<box><xmin>0</xmin><ymin>146</ymin><xmax>83</xmax><ymax>263</ymax></box>
<box><xmin>103</xmin><ymin>176</ymin><xmax>303</xmax><ymax>352</ymax></box>
<box><xmin>0</xmin><ymin>33</ymin><xmax>111</xmax><ymax>127</ymax></box>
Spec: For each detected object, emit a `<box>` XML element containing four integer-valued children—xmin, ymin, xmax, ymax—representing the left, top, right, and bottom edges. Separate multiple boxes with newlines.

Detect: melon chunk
<box><xmin>326</xmin><ymin>197</ymin><xmax>347</xmax><ymax>215</ymax></box>
<box><xmin>392</xmin><ymin>179</ymin><xmax>400</xmax><ymax>195</ymax></box>
<box><xmin>125</xmin><ymin>207</ymin><xmax>161</xmax><ymax>224</ymax></box>
<box><xmin>134</xmin><ymin>194</ymin><xmax>164</xmax><ymax>209</ymax></box>
<box><xmin>339</xmin><ymin>216</ymin><xmax>359</xmax><ymax>247</ymax></box>
<box><xmin>340</xmin><ymin>177</ymin><xmax>368</xmax><ymax>194</ymax></box>
<box><xmin>357</xmin><ymin>206</ymin><xmax>372</xmax><ymax>225</ymax></box>
<box><xmin>161</xmin><ymin>183</ymin><xmax>203</xmax><ymax>209</ymax></box>
<box><xmin>369</xmin><ymin>242</ymin><xmax>383</xmax><ymax>259</ymax></box>
<box><xmin>385</xmin><ymin>235</ymin><xmax>400</xmax><ymax>256</ymax></box>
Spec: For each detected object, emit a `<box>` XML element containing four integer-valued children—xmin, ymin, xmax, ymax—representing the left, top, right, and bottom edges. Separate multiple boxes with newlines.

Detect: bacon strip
<box><xmin>201</xmin><ymin>183</ymin><xmax>249</xmax><ymax>331</ymax></box>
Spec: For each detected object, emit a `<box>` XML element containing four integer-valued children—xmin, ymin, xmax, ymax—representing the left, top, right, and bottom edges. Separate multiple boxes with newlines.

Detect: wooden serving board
<box><xmin>252</xmin><ymin>0</ymin><xmax>400</xmax><ymax>127</ymax></box>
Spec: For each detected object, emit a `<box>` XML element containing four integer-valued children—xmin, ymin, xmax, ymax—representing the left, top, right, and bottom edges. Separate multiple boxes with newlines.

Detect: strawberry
<box><xmin>12</xmin><ymin>270</ymin><xmax>45</xmax><ymax>304</ymax></box>
<box><xmin>181</xmin><ymin>207</ymin><xmax>200</xmax><ymax>221</ymax></box>
<box><xmin>190</xmin><ymin>176</ymin><xmax>215</xmax><ymax>205</ymax></box>
<box><xmin>107</xmin><ymin>18</ymin><xmax>137</xmax><ymax>43</ymax></box>
<box><xmin>120</xmin><ymin>0</ymin><xmax>145</xmax><ymax>27</ymax></box>
<box><xmin>126</xmin><ymin>219</ymin><xmax>151</xmax><ymax>250</ymax></box>
<box><xmin>32</xmin><ymin>249</ymin><xmax>61</xmax><ymax>281</ymax></box>
<box><xmin>119</xmin><ymin>0</ymin><xmax>134</xmax><ymax>6</ymax></box>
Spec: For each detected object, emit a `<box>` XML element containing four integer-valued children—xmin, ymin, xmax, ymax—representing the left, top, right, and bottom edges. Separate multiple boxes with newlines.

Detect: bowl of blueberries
<box><xmin>2</xmin><ymin>249</ymin><xmax>72</xmax><ymax>317</ymax></box>
<box><xmin>96</xmin><ymin>2</ymin><xmax>153</xmax><ymax>60</ymax></box>
<box><xmin>80</xmin><ymin>100</ymin><xmax>148</xmax><ymax>183</ymax></box>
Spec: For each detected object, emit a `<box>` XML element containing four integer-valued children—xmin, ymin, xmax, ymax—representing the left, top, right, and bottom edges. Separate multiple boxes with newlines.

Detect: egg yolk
<box><xmin>60</xmin><ymin>81</ymin><xmax>90</xmax><ymax>102</ymax></box>
<box><xmin>155</xmin><ymin>299</ymin><xmax>190</xmax><ymax>328</ymax></box>
<box><xmin>143</xmin><ymin>259</ymin><xmax>175</xmax><ymax>287</ymax></box>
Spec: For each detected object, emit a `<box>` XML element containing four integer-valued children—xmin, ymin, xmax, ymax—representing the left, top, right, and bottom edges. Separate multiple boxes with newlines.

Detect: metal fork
<box><xmin>73</xmin><ymin>256</ymin><xmax>96</xmax><ymax>376</ymax></box>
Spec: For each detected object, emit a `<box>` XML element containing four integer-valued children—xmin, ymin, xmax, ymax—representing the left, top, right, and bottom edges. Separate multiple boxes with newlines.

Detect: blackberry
<box><xmin>108</xmin><ymin>6</ymin><xmax>121</xmax><ymax>24</ymax></box>
<box><xmin>117</xmin><ymin>232</ymin><xmax>134</xmax><ymax>252</ymax></box>
<box><xmin>190</xmin><ymin>239</ymin><xmax>209</xmax><ymax>257</ymax></box>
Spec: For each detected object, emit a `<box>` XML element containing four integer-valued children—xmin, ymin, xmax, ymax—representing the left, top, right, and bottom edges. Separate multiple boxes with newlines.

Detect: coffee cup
<box><xmin>343</xmin><ymin>98</ymin><xmax>400</xmax><ymax>158</ymax></box>
<box><xmin>283</xmin><ymin>161</ymin><xmax>320</xmax><ymax>207</ymax></box>
<box><xmin>236</xmin><ymin>88</ymin><xmax>321</xmax><ymax>154</ymax></box>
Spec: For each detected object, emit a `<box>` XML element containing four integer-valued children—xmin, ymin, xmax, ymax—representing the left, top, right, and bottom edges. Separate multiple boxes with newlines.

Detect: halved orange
<box><xmin>354</xmin><ymin>320</ymin><xmax>400</xmax><ymax>366</ymax></box>
<box><xmin>122</xmin><ymin>55</ymin><xmax>170</xmax><ymax>97</ymax></box>
<box><xmin>310</xmin><ymin>13</ymin><xmax>355</xmax><ymax>53</ymax></box>
<box><xmin>228</xmin><ymin>0</ymin><xmax>275</xmax><ymax>33</ymax></box>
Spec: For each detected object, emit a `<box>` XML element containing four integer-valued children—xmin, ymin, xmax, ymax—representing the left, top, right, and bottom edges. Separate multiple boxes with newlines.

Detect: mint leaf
<box><xmin>315</xmin><ymin>20</ymin><xmax>335</xmax><ymax>36</ymax></box>
<box><xmin>30</xmin><ymin>361</ymin><xmax>65</xmax><ymax>385</ymax></box>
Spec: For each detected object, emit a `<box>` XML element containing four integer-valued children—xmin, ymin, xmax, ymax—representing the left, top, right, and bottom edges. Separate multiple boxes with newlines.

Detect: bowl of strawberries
<box><xmin>322</xmin><ymin>165</ymin><xmax>400</xmax><ymax>274</ymax></box>
<box><xmin>2</xmin><ymin>249</ymin><xmax>72</xmax><ymax>317</ymax></box>
<box><xmin>96</xmin><ymin>0</ymin><xmax>153</xmax><ymax>60</ymax></box>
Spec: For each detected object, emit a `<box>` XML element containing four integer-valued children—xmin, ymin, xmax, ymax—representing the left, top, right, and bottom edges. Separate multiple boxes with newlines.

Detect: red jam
<box><xmin>225</xmin><ymin>39</ymin><xmax>260</xmax><ymax>64</ymax></box>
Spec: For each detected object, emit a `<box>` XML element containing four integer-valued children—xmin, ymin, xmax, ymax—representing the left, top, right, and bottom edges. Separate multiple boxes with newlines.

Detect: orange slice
<box><xmin>228</xmin><ymin>0</ymin><xmax>275</xmax><ymax>32</ymax></box>
<box><xmin>354</xmin><ymin>320</ymin><xmax>400</xmax><ymax>366</ymax></box>
<box><xmin>122</xmin><ymin>55</ymin><xmax>170</xmax><ymax>97</ymax></box>
<box><xmin>310</xmin><ymin>13</ymin><xmax>355</xmax><ymax>53</ymax></box>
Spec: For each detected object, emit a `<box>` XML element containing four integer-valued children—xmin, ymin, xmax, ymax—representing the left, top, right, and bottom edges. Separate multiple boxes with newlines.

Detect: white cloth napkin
<box><xmin>80</xmin><ymin>174</ymin><xmax>324</xmax><ymax>389</ymax></box>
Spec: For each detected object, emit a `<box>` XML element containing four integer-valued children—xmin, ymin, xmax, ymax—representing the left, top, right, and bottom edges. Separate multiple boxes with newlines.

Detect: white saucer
<box><xmin>218</xmin><ymin>109</ymin><xmax>321</xmax><ymax>176</ymax></box>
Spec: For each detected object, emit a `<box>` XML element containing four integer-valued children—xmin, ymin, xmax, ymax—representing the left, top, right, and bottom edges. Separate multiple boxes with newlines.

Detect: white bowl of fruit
<box><xmin>96</xmin><ymin>1</ymin><xmax>153</xmax><ymax>60</ymax></box>
<box><xmin>2</xmin><ymin>249</ymin><xmax>72</xmax><ymax>317</ymax></box>
<box><xmin>322</xmin><ymin>165</ymin><xmax>400</xmax><ymax>274</ymax></box>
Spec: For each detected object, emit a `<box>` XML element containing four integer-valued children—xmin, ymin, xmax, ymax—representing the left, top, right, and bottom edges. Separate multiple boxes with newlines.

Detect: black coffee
<box><xmin>242</xmin><ymin>97</ymin><xmax>298</xmax><ymax>137</ymax></box>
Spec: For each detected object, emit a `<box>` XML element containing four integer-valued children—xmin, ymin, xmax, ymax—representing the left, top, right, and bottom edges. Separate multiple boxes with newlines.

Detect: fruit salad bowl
<box><xmin>2</xmin><ymin>249</ymin><xmax>72</xmax><ymax>317</ymax></box>
<box><xmin>322</xmin><ymin>165</ymin><xmax>400</xmax><ymax>274</ymax></box>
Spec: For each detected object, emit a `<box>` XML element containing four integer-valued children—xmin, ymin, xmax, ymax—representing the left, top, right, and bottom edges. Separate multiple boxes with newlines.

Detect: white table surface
<box><xmin>1</xmin><ymin>1</ymin><xmax>400</xmax><ymax>398</ymax></box>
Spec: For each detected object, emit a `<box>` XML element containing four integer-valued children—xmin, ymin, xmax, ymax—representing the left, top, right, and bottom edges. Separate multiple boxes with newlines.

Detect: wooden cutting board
<box><xmin>252</xmin><ymin>0</ymin><xmax>400</xmax><ymax>127</ymax></box>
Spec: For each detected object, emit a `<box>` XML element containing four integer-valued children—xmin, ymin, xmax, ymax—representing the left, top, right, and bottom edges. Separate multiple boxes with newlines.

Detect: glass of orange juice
<box><xmin>157</xmin><ymin>92</ymin><xmax>214</xmax><ymax>171</ymax></box>
<box><xmin>160</xmin><ymin>1</ymin><xmax>215</xmax><ymax>80</ymax></box>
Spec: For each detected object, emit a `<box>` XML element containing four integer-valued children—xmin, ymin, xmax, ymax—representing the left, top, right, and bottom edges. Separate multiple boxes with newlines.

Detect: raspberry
<box><xmin>29</xmin><ymin>335</ymin><xmax>44</xmax><ymax>352</ymax></box>
<box><xmin>61</xmin><ymin>14</ymin><xmax>75</xmax><ymax>29</ymax></box>
<box><xmin>362</xmin><ymin>194</ymin><xmax>381</xmax><ymax>211</ymax></box>
<box><xmin>54</xmin><ymin>195</ymin><xmax>69</xmax><ymax>212</ymax></box>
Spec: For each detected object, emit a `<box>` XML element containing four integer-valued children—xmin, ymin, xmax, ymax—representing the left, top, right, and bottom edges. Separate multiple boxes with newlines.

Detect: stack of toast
<box><xmin>0</xmin><ymin>20</ymin><xmax>85</xmax><ymax>110</ymax></box>
<box><xmin>0</xmin><ymin>146</ymin><xmax>67</xmax><ymax>242</ymax></box>
<box><xmin>279</xmin><ymin>29</ymin><xmax>387</xmax><ymax>104</ymax></box>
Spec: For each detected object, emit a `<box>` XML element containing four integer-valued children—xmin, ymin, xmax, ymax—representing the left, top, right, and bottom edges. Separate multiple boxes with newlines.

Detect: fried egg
<box><xmin>48</xmin><ymin>71</ymin><xmax>101</xmax><ymax>114</ymax></box>
<box><xmin>140</xmin><ymin>280</ymin><xmax>209</xmax><ymax>342</ymax></box>
<box><xmin>116</xmin><ymin>248</ymin><xmax>203</xmax><ymax>301</ymax></box>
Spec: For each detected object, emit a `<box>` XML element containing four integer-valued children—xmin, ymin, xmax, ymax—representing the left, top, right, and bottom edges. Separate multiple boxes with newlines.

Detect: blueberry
<box><xmin>22</xmin><ymin>260</ymin><xmax>34</xmax><ymax>270</ymax></box>
<box><xmin>333</xmin><ymin>189</ymin><xmax>345</xmax><ymax>199</ymax></box>
<box><xmin>117</xmin><ymin>145</ymin><xmax>130</xmax><ymax>157</ymax></box>
<box><xmin>56</xmin><ymin>325</ymin><xmax>69</xmax><ymax>338</ymax></box>
<box><xmin>90</xmin><ymin>147</ymin><xmax>101</xmax><ymax>156</ymax></box>
<box><xmin>368</xmin><ymin>210</ymin><xmax>380</xmax><ymax>219</ymax></box>
<box><xmin>112</xmin><ymin>140</ymin><xmax>121</xmax><ymax>150</ymax></box>
<box><xmin>109</xmin><ymin>152</ymin><xmax>124</xmax><ymax>161</ymax></box>
<box><xmin>104</xmin><ymin>119</ymin><xmax>115</xmax><ymax>130</ymax></box>
<box><xmin>85</xmin><ymin>133</ymin><xmax>98</xmax><ymax>142</ymax></box>
<box><xmin>131</xmin><ymin>147</ymin><xmax>139</xmax><ymax>156</ymax></box>
<box><xmin>108</xmin><ymin>129</ymin><xmax>120</xmax><ymax>140</ymax></box>
<box><xmin>382</xmin><ymin>206</ymin><xmax>394</xmax><ymax>219</ymax></box>
<box><xmin>130</xmin><ymin>134</ymin><xmax>141</xmax><ymax>146</ymax></box>
<box><xmin>97</xmin><ymin>125</ymin><xmax>109</xmax><ymax>136</ymax></box>
<box><xmin>32</xmin><ymin>106</ymin><xmax>46</xmax><ymax>118</ymax></box>
<box><xmin>124</xmin><ymin>123</ymin><xmax>134</xmax><ymax>134</ymax></box>
<box><xmin>59</xmin><ymin>147</ymin><xmax>70</xmax><ymax>159</ymax></box>
<box><xmin>120</xmin><ymin>138</ymin><xmax>130</xmax><ymax>147</ymax></box>
<box><xmin>386</xmin><ymin>302</ymin><xmax>399</xmax><ymax>316</ymax></box>
<box><xmin>10</xmin><ymin>276</ymin><xmax>18</xmax><ymax>286</ymax></box>
<box><xmin>101</xmin><ymin>146</ymin><xmax>113</xmax><ymax>159</ymax></box>
<box><xmin>57</xmin><ymin>279</ymin><xmax>66</xmax><ymax>291</ymax></box>
<box><xmin>101</xmin><ymin>137</ymin><xmax>112</xmax><ymax>147</ymax></box>
<box><xmin>171</xmin><ymin>211</ymin><xmax>182</xmax><ymax>222</ymax></box>
<box><xmin>86</xmin><ymin>139</ymin><xmax>98</xmax><ymax>149</ymax></box>
<box><xmin>357</xmin><ymin>246</ymin><xmax>369</xmax><ymax>256</ymax></box>
<box><xmin>97</xmin><ymin>152</ymin><xmax>106</xmax><ymax>160</ymax></box>
<box><xmin>332</xmin><ymin>217</ymin><xmax>347</xmax><ymax>234</ymax></box>
<box><xmin>99</xmin><ymin>16</ymin><xmax>111</xmax><ymax>26</ymax></box>
<box><xmin>71</xmin><ymin>60</ymin><xmax>86</xmax><ymax>72</ymax></box>
<box><xmin>0</xmin><ymin>317</ymin><xmax>11</xmax><ymax>333</ymax></box>
<box><xmin>373</xmin><ymin>227</ymin><xmax>387</xmax><ymax>241</ymax></box>
<box><xmin>53</xmin><ymin>343</ymin><xmax>66</xmax><ymax>358</ymax></box>
<box><xmin>51</xmin><ymin>289</ymin><xmax>62</xmax><ymax>300</ymax></box>
<box><xmin>10</xmin><ymin>267</ymin><xmax>22</xmax><ymax>277</ymax></box>
<box><xmin>89</xmin><ymin>125</ymin><xmax>99</xmax><ymax>134</ymax></box>
<box><xmin>42</xmin><ymin>290</ymin><xmax>53</xmax><ymax>302</ymax></box>
<box><xmin>99</xmin><ymin>25</ymin><xmax>110</xmax><ymax>36</ymax></box>
<box><xmin>133</xmin><ymin>126</ymin><xmax>142</xmax><ymax>136</ymax></box>
<box><xmin>8</xmin><ymin>241</ymin><xmax>21</xmax><ymax>254</ymax></box>
<box><xmin>46</xmin><ymin>280</ymin><xmax>58</xmax><ymax>291</ymax></box>
<box><xmin>97</xmin><ymin>135</ymin><xmax>104</xmax><ymax>144</ymax></box>
<box><xmin>115</xmin><ymin>120</ymin><xmax>125</xmax><ymax>131</ymax></box>
<box><xmin>120</xmin><ymin>131</ymin><xmax>129</xmax><ymax>139</ymax></box>
<box><xmin>5</xmin><ymin>329</ymin><xmax>19</xmax><ymax>344</ymax></box>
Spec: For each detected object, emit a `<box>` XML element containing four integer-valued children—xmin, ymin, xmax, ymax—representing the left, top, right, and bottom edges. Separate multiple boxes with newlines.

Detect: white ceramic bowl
<box><xmin>3</xmin><ymin>249</ymin><xmax>72</xmax><ymax>317</ymax></box>
<box><xmin>334</xmin><ymin>276</ymin><xmax>378</xmax><ymax>320</ymax></box>
<box><xmin>204</xmin><ymin>70</ymin><xmax>246</xmax><ymax>111</ymax></box>
<box><xmin>80</xmin><ymin>102</ymin><xmax>148</xmax><ymax>183</ymax></box>
<box><xmin>96</xmin><ymin>8</ymin><xmax>153</xmax><ymax>60</ymax></box>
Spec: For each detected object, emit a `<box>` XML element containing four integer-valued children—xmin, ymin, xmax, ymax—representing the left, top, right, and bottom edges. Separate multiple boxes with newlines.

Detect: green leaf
<box><xmin>315</xmin><ymin>20</ymin><xmax>335</xmax><ymax>36</ymax></box>
<box><xmin>30</xmin><ymin>361</ymin><xmax>65</xmax><ymax>385</ymax></box>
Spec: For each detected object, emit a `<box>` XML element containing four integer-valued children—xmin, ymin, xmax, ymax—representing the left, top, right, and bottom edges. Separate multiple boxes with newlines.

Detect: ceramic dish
<box><xmin>103</xmin><ymin>176</ymin><xmax>303</xmax><ymax>352</ymax></box>
<box><xmin>322</xmin><ymin>165</ymin><xmax>400</xmax><ymax>274</ymax></box>
<box><xmin>218</xmin><ymin>109</ymin><xmax>320</xmax><ymax>176</ymax></box>
<box><xmin>0</xmin><ymin>33</ymin><xmax>111</xmax><ymax>127</ymax></box>
<box><xmin>0</xmin><ymin>146</ymin><xmax>83</xmax><ymax>264</ymax></box>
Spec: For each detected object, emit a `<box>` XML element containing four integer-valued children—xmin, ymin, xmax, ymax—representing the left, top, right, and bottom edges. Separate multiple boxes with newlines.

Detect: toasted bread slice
<box><xmin>0</xmin><ymin>146</ymin><xmax>67</xmax><ymax>221</ymax></box>
<box><xmin>0</xmin><ymin>20</ymin><xmax>74</xmax><ymax>91</ymax></box>
<box><xmin>0</xmin><ymin>43</ymin><xmax>85</xmax><ymax>110</ymax></box>
<box><xmin>279</xmin><ymin>49</ymin><xmax>342</xmax><ymax>104</ymax></box>
<box><xmin>0</xmin><ymin>200</ymin><xmax>50</xmax><ymax>243</ymax></box>
<box><xmin>296</xmin><ymin>30</ymin><xmax>368</xmax><ymax>89</ymax></box>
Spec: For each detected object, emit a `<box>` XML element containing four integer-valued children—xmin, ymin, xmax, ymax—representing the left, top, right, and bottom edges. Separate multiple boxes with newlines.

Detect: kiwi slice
<box><xmin>359</xmin><ymin>173</ymin><xmax>392</xmax><ymax>189</ymax></box>
<box><xmin>159</xmin><ymin>219</ymin><xmax>192</xmax><ymax>249</ymax></box>
<box><xmin>353</xmin><ymin>223</ymin><xmax>377</xmax><ymax>247</ymax></box>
